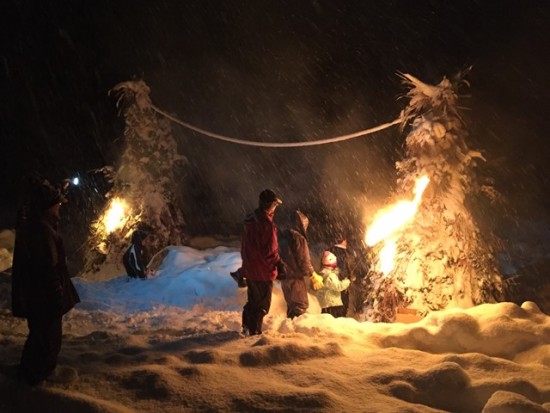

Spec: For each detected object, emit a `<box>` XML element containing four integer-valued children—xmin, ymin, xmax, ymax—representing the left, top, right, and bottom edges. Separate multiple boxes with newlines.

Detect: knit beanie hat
<box><xmin>321</xmin><ymin>251</ymin><xmax>337</xmax><ymax>268</ymax></box>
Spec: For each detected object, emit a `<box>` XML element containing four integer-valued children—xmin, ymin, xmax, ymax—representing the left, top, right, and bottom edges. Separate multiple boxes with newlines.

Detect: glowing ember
<box><xmin>103</xmin><ymin>197</ymin><xmax>130</xmax><ymax>234</ymax></box>
<box><xmin>365</xmin><ymin>175</ymin><xmax>430</xmax><ymax>275</ymax></box>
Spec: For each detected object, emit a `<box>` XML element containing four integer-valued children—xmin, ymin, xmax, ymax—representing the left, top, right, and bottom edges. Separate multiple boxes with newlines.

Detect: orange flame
<box><xmin>91</xmin><ymin>196</ymin><xmax>133</xmax><ymax>255</ymax></box>
<box><xmin>102</xmin><ymin>197</ymin><xmax>130</xmax><ymax>234</ymax></box>
<box><xmin>365</xmin><ymin>176</ymin><xmax>430</xmax><ymax>274</ymax></box>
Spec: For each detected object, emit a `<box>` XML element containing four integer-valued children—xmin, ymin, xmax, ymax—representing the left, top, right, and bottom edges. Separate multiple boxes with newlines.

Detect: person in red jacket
<box><xmin>240</xmin><ymin>189</ymin><xmax>286</xmax><ymax>336</ymax></box>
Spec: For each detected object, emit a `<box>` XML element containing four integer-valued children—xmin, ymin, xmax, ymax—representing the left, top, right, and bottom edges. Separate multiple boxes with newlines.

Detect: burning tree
<box><xmin>363</xmin><ymin>71</ymin><xmax>503</xmax><ymax>320</ymax></box>
<box><xmin>82</xmin><ymin>80</ymin><xmax>186</xmax><ymax>275</ymax></box>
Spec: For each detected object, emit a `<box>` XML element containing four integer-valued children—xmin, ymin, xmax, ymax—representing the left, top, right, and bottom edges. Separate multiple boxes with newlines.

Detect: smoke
<box><xmin>164</xmin><ymin>42</ymin><xmax>403</xmax><ymax>239</ymax></box>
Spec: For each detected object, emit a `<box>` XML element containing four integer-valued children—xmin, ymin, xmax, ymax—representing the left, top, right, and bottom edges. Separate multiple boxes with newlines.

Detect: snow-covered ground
<box><xmin>0</xmin><ymin>245</ymin><xmax>549</xmax><ymax>412</ymax></box>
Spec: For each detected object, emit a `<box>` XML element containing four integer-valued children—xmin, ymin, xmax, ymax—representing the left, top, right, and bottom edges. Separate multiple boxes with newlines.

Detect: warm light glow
<box><xmin>103</xmin><ymin>197</ymin><xmax>130</xmax><ymax>234</ymax></box>
<box><xmin>365</xmin><ymin>175</ymin><xmax>430</xmax><ymax>275</ymax></box>
<box><xmin>378</xmin><ymin>239</ymin><xmax>397</xmax><ymax>274</ymax></box>
<box><xmin>366</xmin><ymin>200</ymin><xmax>418</xmax><ymax>246</ymax></box>
<box><xmin>91</xmin><ymin>196</ymin><xmax>141</xmax><ymax>255</ymax></box>
<box><xmin>412</xmin><ymin>175</ymin><xmax>430</xmax><ymax>203</ymax></box>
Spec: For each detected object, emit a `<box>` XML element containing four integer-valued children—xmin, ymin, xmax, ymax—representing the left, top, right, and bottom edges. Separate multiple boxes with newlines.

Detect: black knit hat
<box><xmin>32</xmin><ymin>178</ymin><xmax>67</xmax><ymax>210</ymax></box>
<box><xmin>259</xmin><ymin>189</ymin><xmax>282</xmax><ymax>209</ymax></box>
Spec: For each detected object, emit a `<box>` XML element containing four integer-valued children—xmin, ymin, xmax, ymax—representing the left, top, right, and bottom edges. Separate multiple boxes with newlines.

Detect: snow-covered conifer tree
<box><xmin>365</xmin><ymin>71</ymin><xmax>503</xmax><ymax>319</ymax></box>
<box><xmin>82</xmin><ymin>80</ymin><xmax>186</xmax><ymax>274</ymax></box>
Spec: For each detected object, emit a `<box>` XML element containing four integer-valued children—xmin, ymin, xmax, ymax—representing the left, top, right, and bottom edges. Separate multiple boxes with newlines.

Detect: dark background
<box><xmin>2</xmin><ymin>1</ymin><xmax>550</xmax><ymax>256</ymax></box>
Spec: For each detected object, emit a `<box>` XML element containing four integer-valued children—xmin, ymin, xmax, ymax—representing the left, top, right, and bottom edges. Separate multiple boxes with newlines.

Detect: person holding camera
<box><xmin>11</xmin><ymin>176</ymin><xmax>80</xmax><ymax>386</ymax></box>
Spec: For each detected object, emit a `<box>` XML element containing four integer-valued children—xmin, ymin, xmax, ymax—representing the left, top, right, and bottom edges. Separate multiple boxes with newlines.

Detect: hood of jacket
<box><xmin>131</xmin><ymin>229</ymin><xmax>149</xmax><ymax>245</ymax></box>
<box><xmin>290</xmin><ymin>210</ymin><xmax>309</xmax><ymax>239</ymax></box>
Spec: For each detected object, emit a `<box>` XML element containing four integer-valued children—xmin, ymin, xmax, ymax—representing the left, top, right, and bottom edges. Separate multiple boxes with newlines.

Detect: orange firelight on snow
<box><xmin>365</xmin><ymin>175</ymin><xmax>430</xmax><ymax>275</ymax></box>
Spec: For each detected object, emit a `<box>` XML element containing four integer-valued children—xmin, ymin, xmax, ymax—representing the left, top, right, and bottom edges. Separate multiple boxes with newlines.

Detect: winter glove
<box><xmin>309</xmin><ymin>271</ymin><xmax>324</xmax><ymax>290</ymax></box>
<box><xmin>276</xmin><ymin>261</ymin><xmax>287</xmax><ymax>280</ymax></box>
<box><xmin>230</xmin><ymin>269</ymin><xmax>247</xmax><ymax>288</ymax></box>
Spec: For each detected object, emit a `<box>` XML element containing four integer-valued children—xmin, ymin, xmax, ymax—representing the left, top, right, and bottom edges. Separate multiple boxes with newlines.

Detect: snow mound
<box><xmin>1</xmin><ymin>245</ymin><xmax>549</xmax><ymax>412</ymax></box>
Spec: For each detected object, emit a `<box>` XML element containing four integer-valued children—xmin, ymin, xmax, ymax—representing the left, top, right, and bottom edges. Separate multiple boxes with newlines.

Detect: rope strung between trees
<box><xmin>151</xmin><ymin>104</ymin><xmax>403</xmax><ymax>148</ymax></box>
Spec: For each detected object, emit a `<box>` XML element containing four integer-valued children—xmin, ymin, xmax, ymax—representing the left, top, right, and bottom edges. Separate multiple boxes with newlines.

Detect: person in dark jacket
<box><xmin>330</xmin><ymin>237</ymin><xmax>351</xmax><ymax>315</ymax></box>
<box><xmin>278</xmin><ymin>210</ymin><xmax>323</xmax><ymax>319</ymax></box>
<box><xmin>123</xmin><ymin>229</ymin><xmax>151</xmax><ymax>279</ymax></box>
<box><xmin>330</xmin><ymin>238</ymin><xmax>349</xmax><ymax>278</ymax></box>
<box><xmin>345</xmin><ymin>244</ymin><xmax>372</xmax><ymax>319</ymax></box>
<box><xmin>240</xmin><ymin>189</ymin><xmax>286</xmax><ymax>336</ymax></box>
<box><xmin>11</xmin><ymin>177</ymin><xmax>80</xmax><ymax>386</ymax></box>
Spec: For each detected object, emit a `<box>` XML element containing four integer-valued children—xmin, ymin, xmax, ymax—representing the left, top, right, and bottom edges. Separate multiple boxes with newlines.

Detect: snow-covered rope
<box><xmin>151</xmin><ymin>104</ymin><xmax>402</xmax><ymax>148</ymax></box>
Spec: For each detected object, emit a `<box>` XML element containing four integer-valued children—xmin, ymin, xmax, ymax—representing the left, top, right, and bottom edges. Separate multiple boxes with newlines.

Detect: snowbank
<box><xmin>0</xmin><ymin>245</ymin><xmax>549</xmax><ymax>412</ymax></box>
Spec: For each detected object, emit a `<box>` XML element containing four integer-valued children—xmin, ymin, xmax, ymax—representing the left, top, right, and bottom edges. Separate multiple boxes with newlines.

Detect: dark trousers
<box><xmin>281</xmin><ymin>278</ymin><xmax>309</xmax><ymax>319</ymax></box>
<box><xmin>19</xmin><ymin>314</ymin><xmax>63</xmax><ymax>385</ymax></box>
<box><xmin>346</xmin><ymin>280</ymin><xmax>364</xmax><ymax>318</ymax></box>
<box><xmin>322</xmin><ymin>306</ymin><xmax>346</xmax><ymax>318</ymax></box>
<box><xmin>242</xmin><ymin>280</ymin><xmax>273</xmax><ymax>335</ymax></box>
<box><xmin>341</xmin><ymin>289</ymin><xmax>349</xmax><ymax>315</ymax></box>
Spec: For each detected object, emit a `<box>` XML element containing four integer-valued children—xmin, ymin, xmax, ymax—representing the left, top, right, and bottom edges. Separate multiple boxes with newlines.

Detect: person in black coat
<box><xmin>11</xmin><ymin>177</ymin><xmax>80</xmax><ymax>386</ymax></box>
<box><xmin>330</xmin><ymin>237</ymin><xmax>351</xmax><ymax>315</ymax></box>
<box><xmin>123</xmin><ymin>229</ymin><xmax>151</xmax><ymax>279</ymax></box>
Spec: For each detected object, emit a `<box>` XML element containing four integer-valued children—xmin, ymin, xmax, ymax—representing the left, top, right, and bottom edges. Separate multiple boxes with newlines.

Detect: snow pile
<box><xmin>0</xmin><ymin>245</ymin><xmax>549</xmax><ymax>412</ymax></box>
<box><xmin>75</xmin><ymin>246</ymin><xmax>244</xmax><ymax>312</ymax></box>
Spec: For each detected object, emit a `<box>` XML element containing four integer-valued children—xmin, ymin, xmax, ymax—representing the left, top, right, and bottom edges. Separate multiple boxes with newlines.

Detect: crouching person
<box><xmin>11</xmin><ymin>177</ymin><xmax>80</xmax><ymax>386</ymax></box>
<box><xmin>315</xmin><ymin>251</ymin><xmax>351</xmax><ymax>318</ymax></box>
<box><xmin>123</xmin><ymin>228</ymin><xmax>151</xmax><ymax>279</ymax></box>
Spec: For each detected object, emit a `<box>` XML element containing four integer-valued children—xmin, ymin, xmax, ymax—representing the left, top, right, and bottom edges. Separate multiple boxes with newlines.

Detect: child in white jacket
<box><xmin>314</xmin><ymin>251</ymin><xmax>351</xmax><ymax>318</ymax></box>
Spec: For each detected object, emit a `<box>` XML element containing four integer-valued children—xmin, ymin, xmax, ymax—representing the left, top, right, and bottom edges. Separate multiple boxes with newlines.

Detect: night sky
<box><xmin>2</xmin><ymin>1</ymin><xmax>550</xmax><ymax>246</ymax></box>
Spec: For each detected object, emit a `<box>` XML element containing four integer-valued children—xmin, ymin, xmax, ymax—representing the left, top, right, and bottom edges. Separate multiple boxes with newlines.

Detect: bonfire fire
<box><xmin>365</xmin><ymin>175</ymin><xmax>430</xmax><ymax>275</ymax></box>
<box><xmin>103</xmin><ymin>197</ymin><xmax>130</xmax><ymax>234</ymax></box>
<box><xmin>92</xmin><ymin>197</ymin><xmax>135</xmax><ymax>254</ymax></box>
